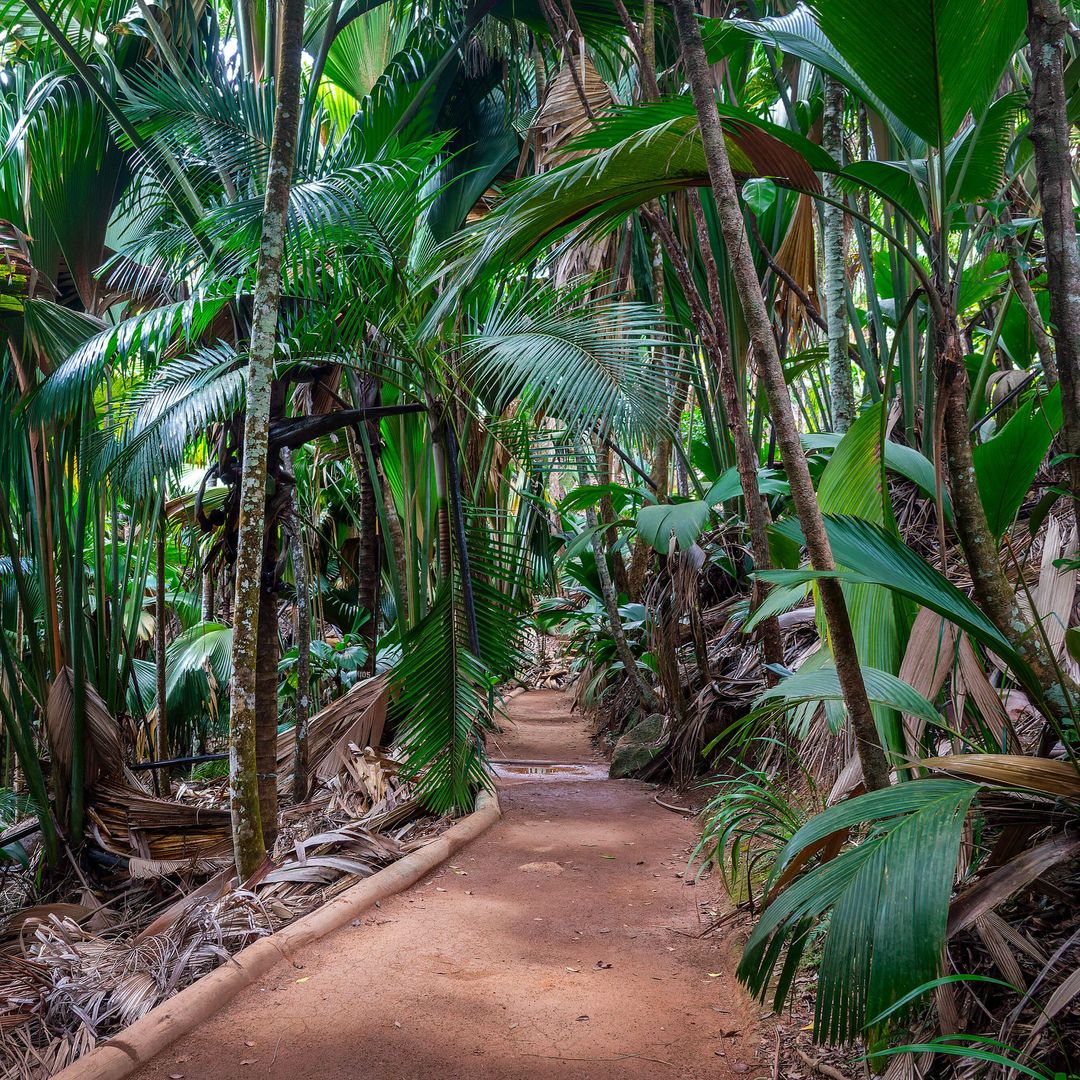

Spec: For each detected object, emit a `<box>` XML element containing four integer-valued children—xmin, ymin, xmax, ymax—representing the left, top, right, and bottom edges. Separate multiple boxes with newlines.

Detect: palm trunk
<box><xmin>1000</xmin><ymin>208</ymin><xmax>1057</xmax><ymax>384</ymax></box>
<box><xmin>201</xmin><ymin>562</ymin><xmax>215</xmax><ymax>622</ymax></box>
<box><xmin>822</xmin><ymin>76</ymin><xmax>854</xmax><ymax>433</ymax></box>
<box><xmin>687</xmin><ymin>191</ymin><xmax>786</xmax><ymax>682</ymax></box>
<box><xmin>672</xmin><ymin>0</ymin><xmax>890</xmax><ymax>791</ymax></box>
<box><xmin>155</xmin><ymin>513</ymin><xmax>170</xmax><ymax>796</ymax></box>
<box><xmin>357</xmin><ymin>425</ymin><xmax>379</xmax><ymax>674</ymax></box>
<box><xmin>432</xmin><ymin>428</ymin><xmax>452</xmax><ymax>580</ymax></box>
<box><xmin>644</xmin><ymin>199</ymin><xmax>785</xmax><ymax>682</ymax></box>
<box><xmin>1026</xmin><ymin>0</ymin><xmax>1080</xmax><ymax>533</ymax></box>
<box><xmin>578</xmin><ymin>441</ymin><xmax>663</xmax><ymax>715</ymax></box>
<box><xmin>345</xmin><ymin>412</ymin><xmax>400</xmax><ymax>637</ymax></box>
<box><xmin>444</xmin><ymin>423</ymin><xmax>481</xmax><ymax>657</ymax></box>
<box><xmin>939</xmin><ymin>318</ymin><xmax>1077</xmax><ymax>724</ymax></box>
<box><xmin>226</xmin><ymin>0</ymin><xmax>305</xmax><ymax>879</ymax></box>
<box><xmin>256</xmin><ymin>569</ymin><xmax>279</xmax><ymax>849</ymax></box>
<box><xmin>284</xmin><ymin>449</ymin><xmax>311</xmax><ymax>802</ymax></box>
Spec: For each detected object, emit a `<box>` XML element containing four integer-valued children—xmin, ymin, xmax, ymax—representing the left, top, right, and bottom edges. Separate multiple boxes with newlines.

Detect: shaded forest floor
<box><xmin>131</xmin><ymin>689</ymin><xmax>764</xmax><ymax>1079</ymax></box>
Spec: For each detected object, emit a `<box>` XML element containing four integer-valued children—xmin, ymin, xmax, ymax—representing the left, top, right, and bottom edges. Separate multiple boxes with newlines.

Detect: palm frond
<box><xmin>738</xmin><ymin>779</ymin><xmax>980</xmax><ymax>1048</ymax></box>
<box><xmin>461</xmin><ymin>280</ymin><xmax>679</xmax><ymax>443</ymax></box>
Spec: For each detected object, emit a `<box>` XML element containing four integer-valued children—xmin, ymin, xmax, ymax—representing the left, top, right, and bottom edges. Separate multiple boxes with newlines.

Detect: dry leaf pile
<box><xmin>0</xmin><ymin>673</ymin><xmax>445</xmax><ymax>1078</ymax></box>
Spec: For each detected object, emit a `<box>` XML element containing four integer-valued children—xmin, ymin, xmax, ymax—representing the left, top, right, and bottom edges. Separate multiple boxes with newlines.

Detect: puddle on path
<box><xmin>491</xmin><ymin>761</ymin><xmax>610</xmax><ymax>782</ymax></box>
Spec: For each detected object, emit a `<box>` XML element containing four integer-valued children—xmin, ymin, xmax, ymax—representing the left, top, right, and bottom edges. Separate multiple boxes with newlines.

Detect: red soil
<box><xmin>132</xmin><ymin>689</ymin><xmax>758</xmax><ymax>1079</ymax></box>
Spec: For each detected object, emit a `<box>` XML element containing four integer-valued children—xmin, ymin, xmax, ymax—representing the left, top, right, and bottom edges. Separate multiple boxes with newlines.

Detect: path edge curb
<box><xmin>53</xmin><ymin>790</ymin><xmax>502</xmax><ymax>1080</ymax></box>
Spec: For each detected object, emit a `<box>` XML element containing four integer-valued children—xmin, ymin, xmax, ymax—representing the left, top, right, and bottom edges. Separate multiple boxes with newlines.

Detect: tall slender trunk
<box><xmin>156</xmin><ymin>513</ymin><xmax>170</xmax><ymax>796</ymax></box>
<box><xmin>822</xmin><ymin>76</ymin><xmax>854</xmax><ymax>433</ymax></box>
<box><xmin>284</xmin><ymin>449</ymin><xmax>311</xmax><ymax>802</ymax></box>
<box><xmin>201</xmin><ymin>562</ymin><xmax>215</xmax><ymax>622</ymax></box>
<box><xmin>432</xmin><ymin>428</ymin><xmax>452</xmax><ymax>580</ymax></box>
<box><xmin>357</xmin><ymin>425</ymin><xmax>379</xmax><ymax>674</ymax></box>
<box><xmin>578</xmin><ymin>441</ymin><xmax>663</xmax><ymax>715</ymax></box>
<box><xmin>616</xmin><ymin>0</ymin><xmax>781</xmax><ymax>680</ymax></box>
<box><xmin>1026</xmin><ymin>0</ymin><xmax>1080</xmax><ymax>534</ymax></box>
<box><xmin>1005</xmin><ymin>245</ymin><xmax>1057</xmax><ymax>382</ymax></box>
<box><xmin>672</xmin><ymin>0</ymin><xmax>890</xmax><ymax>791</ymax></box>
<box><xmin>226</xmin><ymin>0</ymin><xmax>305</xmax><ymax>879</ymax></box>
<box><xmin>687</xmin><ymin>191</ymin><xmax>786</xmax><ymax>682</ymax></box>
<box><xmin>377</xmin><ymin>453</ymin><xmax>408</xmax><ymax>625</ymax></box>
<box><xmin>597</xmin><ymin>448</ymin><xmax>630</xmax><ymax>598</ymax></box>
<box><xmin>939</xmin><ymin>318</ymin><xmax>1077</xmax><ymax>723</ymax></box>
<box><xmin>644</xmin><ymin>199</ymin><xmax>785</xmax><ymax>682</ymax></box>
<box><xmin>256</xmin><ymin>564</ymin><xmax>280</xmax><ymax>849</ymax></box>
<box><xmin>444</xmin><ymin>423</ymin><xmax>481</xmax><ymax>657</ymax></box>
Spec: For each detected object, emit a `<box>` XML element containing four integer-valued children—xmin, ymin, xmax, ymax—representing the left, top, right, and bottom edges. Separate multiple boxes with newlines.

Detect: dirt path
<box><xmin>134</xmin><ymin>690</ymin><xmax>758</xmax><ymax>1079</ymax></box>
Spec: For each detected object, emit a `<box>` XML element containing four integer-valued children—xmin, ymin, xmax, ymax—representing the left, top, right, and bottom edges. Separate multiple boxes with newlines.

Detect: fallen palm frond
<box><xmin>2</xmin><ymin>893</ymin><xmax>277</xmax><ymax>1075</ymax></box>
<box><xmin>88</xmin><ymin>781</ymin><xmax>234</xmax><ymax>863</ymax></box>
<box><xmin>276</xmin><ymin>671</ymin><xmax>389</xmax><ymax>793</ymax></box>
<box><xmin>72</xmin><ymin>673</ymin><xmax>391</xmax><ymax>868</ymax></box>
<box><xmin>0</xmin><ymin>673</ymin><xmax>431</xmax><ymax>1075</ymax></box>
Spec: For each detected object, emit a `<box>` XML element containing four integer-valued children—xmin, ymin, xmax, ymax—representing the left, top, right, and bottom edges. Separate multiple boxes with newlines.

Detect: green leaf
<box><xmin>944</xmin><ymin>92</ymin><xmax>1025</xmax><ymax>206</ymax></box>
<box><xmin>871</xmin><ymin>1041</ymin><xmax>1054</xmax><ymax>1080</ymax></box>
<box><xmin>463</xmin><ymin>281</ymin><xmax>677</xmax><ymax>444</ymax></box>
<box><xmin>1066</xmin><ymin>627</ymin><xmax>1080</xmax><ymax>664</ymax></box>
<box><xmin>752</xmin><ymin>665</ymin><xmax>941</xmax><ymax>733</ymax></box>
<box><xmin>765</xmin><ymin>515</ymin><xmax>1016</xmax><ymax>665</ymax></box>
<box><xmin>803</xmin><ymin>430</ymin><xmax>953</xmax><ymax>521</ymax></box>
<box><xmin>394</xmin><ymin>538</ymin><xmax>528</xmax><ymax>813</ymax></box>
<box><xmin>636</xmin><ymin>500</ymin><xmax>710</xmax><ymax>553</ymax></box>
<box><xmin>441</xmin><ymin>97</ymin><xmax>834</xmax><ymax>296</ymax></box>
<box><xmin>558</xmin><ymin>482</ymin><xmax>640</xmax><ymax>514</ymax></box>
<box><xmin>973</xmin><ymin>385</ymin><xmax>1063</xmax><ymax>539</ymax></box>
<box><xmin>805</xmin><ymin>0</ymin><xmax>1026</xmax><ymax>147</ymax></box>
<box><xmin>704</xmin><ymin>7</ymin><xmax>921</xmax><ymax>149</ymax></box>
<box><xmin>813</xmin><ymin>403</ymin><xmax>908</xmax><ymax>759</ymax></box>
<box><xmin>741</xmin><ymin>178</ymin><xmax>778</xmax><ymax>214</ymax></box>
<box><xmin>739</xmin><ymin>780</ymin><xmax>979</xmax><ymax>1048</ymax></box>
<box><xmin>705</xmin><ymin>466</ymin><xmax>789</xmax><ymax>507</ymax></box>
<box><xmin>838</xmin><ymin>160</ymin><xmax>925</xmax><ymax>220</ymax></box>
<box><xmin>836</xmin><ymin>93</ymin><xmax>1023</xmax><ymax>219</ymax></box>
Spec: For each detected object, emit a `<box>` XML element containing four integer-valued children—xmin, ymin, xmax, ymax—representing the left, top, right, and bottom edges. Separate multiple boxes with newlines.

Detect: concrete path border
<box><xmin>54</xmin><ymin>791</ymin><xmax>502</xmax><ymax>1080</ymax></box>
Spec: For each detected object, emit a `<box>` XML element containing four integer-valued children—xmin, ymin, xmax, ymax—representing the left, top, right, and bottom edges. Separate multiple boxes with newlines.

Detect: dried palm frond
<box><xmin>1030</xmin><ymin>518</ymin><xmax>1078</xmax><ymax>667</ymax></box>
<box><xmin>527</xmin><ymin>54</ymin><xmax>620</xmax><ymax>287</ymax></box>
<box><xmin>13</xmin><ymin>893</ymin><xmax>277</xmax><ymax>1045</ymax></box>
<box><xmin>773</xmin><ymin>193</ymin><xmax>818</xmax><ymax>338</ymax></box>
<box><xmin>276</xmin><ymin>672</ymin><xmax>389</xmax><ymax>793</ymax></box>
<box><xmin>897</xmin><ymin>608</ymin><xmax>958</xmax><ymax>754</ymax></box>
<box><xmin>88</xmin><ymin>782</ymin><xmax>233</xmax><ymax>863</ymax></box>
<box><xmin>532</xmin><ymin>54</ymin><xmax>612</xmax><ymax>169</ymax></box>
<box><xmin>46</xmin><ymin>669</ymin><xmax>123</xmax><ymax>785</ymax></box>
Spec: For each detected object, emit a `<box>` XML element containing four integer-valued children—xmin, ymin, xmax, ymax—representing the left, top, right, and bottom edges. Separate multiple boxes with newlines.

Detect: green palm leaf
<box><xmin>462</xmin><ymin>281</ymin><xmax>677</xmax><ymax>443</ymax></box>
<box><xmin>442</xmin><ymin>97</ymin><xmax>833</xmax><ymax>289</ymax></box>
<box><xmin>804</xmin><ymin>0</ymin><xmax>1025</xmax><ymax>146</ymax></box>
<box><xmin>762</xmin><ymin>515</ymin><xmax>1014</xmax><ymax>663</ymax></box>
<box><xmin>752</xmin><ymin>665</ymin><xmax>940</xmax><ymax>734</ymax></box>
<box><xmin>738</xmin><ymin>780</ymin><xmax>979</xmax><ymax>1048</ymax></box>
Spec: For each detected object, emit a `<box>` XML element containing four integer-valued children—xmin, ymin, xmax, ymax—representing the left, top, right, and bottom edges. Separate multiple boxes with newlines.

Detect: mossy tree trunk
<box><xmin>226</xmin><ymin>0</ymin><xmax>306</xmax><ymax>879</ymax></box>
<box><xmin>672</xmin><ymin>0</ymin><xmax>891</xmax><ymax>792</ymax></box>
<box><xmin>822</xmin><ymin>75</ymin><xmax>854</xmax><ymax>433</ymax></box>
<box><xmin>1026</xmin><ymin>0</ymin><xmax>1080</xmax><ymax>534</ymax></box>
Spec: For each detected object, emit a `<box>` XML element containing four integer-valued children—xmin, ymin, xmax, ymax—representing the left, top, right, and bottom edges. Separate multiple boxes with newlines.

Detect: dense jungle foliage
<box><xmin>1</xmin><ymin>0</ymin><xmax>1079</xmax><ymax>1074</ymax></box>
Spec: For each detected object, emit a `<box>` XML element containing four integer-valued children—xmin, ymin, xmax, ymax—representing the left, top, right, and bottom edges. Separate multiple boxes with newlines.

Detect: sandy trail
<box><xmin>133</xmin><ymin>690</ymin><xmax>756</xmax><ymax>1079</ymax></box>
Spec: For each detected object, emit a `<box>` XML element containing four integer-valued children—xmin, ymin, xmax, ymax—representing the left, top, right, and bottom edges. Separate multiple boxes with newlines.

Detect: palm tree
<box><xmin>226</xmin><ymin>0</ymin><xmax>307</xmax><ymax>878</ymax></box>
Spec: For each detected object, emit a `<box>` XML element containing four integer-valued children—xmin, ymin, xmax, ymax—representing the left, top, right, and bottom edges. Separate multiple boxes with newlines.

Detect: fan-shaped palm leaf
<box><xmin>738</xmin><ymin>779</ymin><xmax>979</xmax><ymax>1049</ymax></box>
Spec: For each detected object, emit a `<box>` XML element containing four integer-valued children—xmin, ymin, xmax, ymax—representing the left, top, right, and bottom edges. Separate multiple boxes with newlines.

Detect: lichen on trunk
<box><xmin>226</xmin><ymin>0</ymin><xmax>306</xmax><ymax>879</ymax></box>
